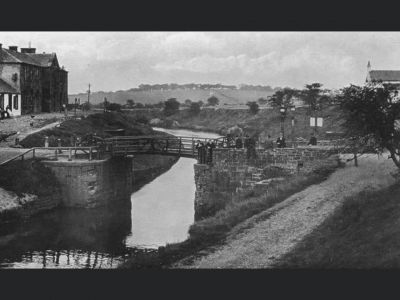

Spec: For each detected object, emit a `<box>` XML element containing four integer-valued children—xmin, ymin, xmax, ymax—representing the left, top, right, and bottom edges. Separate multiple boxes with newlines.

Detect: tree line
<box><xmin>125</xmin><ymin>83</ymin><xmax>281</xmax><ymax>91</ymax></box>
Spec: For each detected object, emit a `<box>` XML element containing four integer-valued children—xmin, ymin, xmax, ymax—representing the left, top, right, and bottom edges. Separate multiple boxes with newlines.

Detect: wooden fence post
<box><xmin>354</xmin><ymin>152</ymin><xmax>358</xmax><ymax>167</ymax></box>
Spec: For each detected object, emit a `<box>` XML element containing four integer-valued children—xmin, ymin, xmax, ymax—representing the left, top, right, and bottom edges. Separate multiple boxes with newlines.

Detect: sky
<box><xmin>1</xmin><ymin>32</ymin><xmax>400</xmax><ymax>94</ymax></box>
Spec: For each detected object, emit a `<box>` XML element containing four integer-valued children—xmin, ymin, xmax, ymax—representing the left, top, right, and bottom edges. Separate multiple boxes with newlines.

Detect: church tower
<box><xmin>366</xmin><ymin>61</ymin><xmax>372</xmax><ymax>83</ymax></box>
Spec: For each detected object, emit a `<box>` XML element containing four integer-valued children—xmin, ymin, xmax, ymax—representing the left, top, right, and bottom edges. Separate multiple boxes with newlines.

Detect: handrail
<box><xmin>0</xmin><ymin>148</ymin><xmax>35</xmax><ymax>166</ymax></box>
<box><xmin>0</xmin><ymin>146</ymin><xmax>98</xmax><ymax>167</ymax></box>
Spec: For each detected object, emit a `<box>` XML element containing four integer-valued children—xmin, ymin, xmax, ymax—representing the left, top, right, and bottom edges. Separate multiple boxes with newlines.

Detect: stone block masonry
<box><xmin>43</xmin><ymin>157</ymin><xmax>133</xmax><ymax>208</ymax></box>
<box><xmin>193</xmin><ymin>146</ymin><xmax>338</xmax><ymax>220</ymax></box>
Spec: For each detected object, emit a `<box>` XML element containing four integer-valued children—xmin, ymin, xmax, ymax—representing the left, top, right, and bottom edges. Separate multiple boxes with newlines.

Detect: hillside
<box><xmin>127</xmin><ymin>105</ymin><xmax>345</xmax><ymax>141</ymax></box>
<box><xmin>68</xmin><ymin>88</ymin><xmax>275</xmax><ymax>106</ymax></box>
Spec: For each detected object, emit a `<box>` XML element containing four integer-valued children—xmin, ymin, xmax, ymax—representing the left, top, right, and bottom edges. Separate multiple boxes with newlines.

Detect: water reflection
<box><xmin>0</xmin><ymin>203</ymin><xmax>133</xmax><ymax>268</ymax></box>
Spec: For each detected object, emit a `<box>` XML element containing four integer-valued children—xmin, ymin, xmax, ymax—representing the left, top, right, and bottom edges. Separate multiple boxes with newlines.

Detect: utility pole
<box><xmin>87</xmin><ymin>83</ymin><xmax>91</xmax><ymax>104</ymax></box>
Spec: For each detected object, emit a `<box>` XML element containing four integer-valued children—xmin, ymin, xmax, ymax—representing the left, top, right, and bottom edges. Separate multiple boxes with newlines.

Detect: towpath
<box><xmin>176</xmin><ymin>154</ymin><xmax>398</xmax><ymax>268</ymax></box>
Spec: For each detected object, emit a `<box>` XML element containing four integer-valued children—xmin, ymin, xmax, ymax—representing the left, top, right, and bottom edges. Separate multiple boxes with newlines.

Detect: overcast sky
<box><xmin>1</xmin><ymin>32</ymin><xmax>400</xmax><ymax>94</ymax></box>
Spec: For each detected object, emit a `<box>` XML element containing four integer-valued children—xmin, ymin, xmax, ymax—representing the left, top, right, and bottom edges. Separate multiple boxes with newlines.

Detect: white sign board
<box><xmin>310</xmin><ymin>117</ymin><xmax>323</xmax><ymax>127</ymax></box>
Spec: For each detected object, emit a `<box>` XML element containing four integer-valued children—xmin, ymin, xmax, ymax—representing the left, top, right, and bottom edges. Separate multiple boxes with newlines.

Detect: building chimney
<box><xmin>21</xmin><ymin>47</ymin><xmax>36</xmax><ymax>54</ymax></box>
<box><xmin>9</xmin><ymin>46</ymin><xmax>18</xmax><ymax>52</ymax></box>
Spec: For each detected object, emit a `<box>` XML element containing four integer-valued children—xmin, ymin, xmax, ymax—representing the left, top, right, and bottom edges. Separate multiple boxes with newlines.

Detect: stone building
<box><xmin>0</xmin><ymin>43</ymin><xmax>68</xmax><ymax>116</ymax></box>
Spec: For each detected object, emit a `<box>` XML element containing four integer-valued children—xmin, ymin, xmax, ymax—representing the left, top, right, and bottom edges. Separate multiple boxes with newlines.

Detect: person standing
<box><xmin>276</xmin><ymin>133</ymin><xmax>286</xmax><ymax>148</ymax></box>
<box><xmin>308</xmin><ymin>133</ymin><xmax>317</xmax><ymax>146</ymax></box>
<box><xmin>235</xmin><ymin>136</ymin><xmax>243</xmax><ymax>149</ymax></box>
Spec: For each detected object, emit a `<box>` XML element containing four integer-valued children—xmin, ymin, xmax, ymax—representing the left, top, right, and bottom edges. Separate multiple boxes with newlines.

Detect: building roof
<box><xmin>0</xmin><ymin>48</ymin><xmax>41</xmax><ymax>66</ymax></box>
<box><xmin>369</xmin><ymin>70</ymin><xmax>400</xmax><ymax>82</ymax></box>
<box><xmin>27</xmin><ymin>53</ymin><xmax>59</xmax><ymax>67</ymax></box>
<box><xmin>0</xmin><ymin>79</ymin><xmax>18</xmax><ymax>93</ymax></box>
<box><xmin>0</xmin><ymin>48</ymin><xmax>61</xmax><ymax>68</ymax></box>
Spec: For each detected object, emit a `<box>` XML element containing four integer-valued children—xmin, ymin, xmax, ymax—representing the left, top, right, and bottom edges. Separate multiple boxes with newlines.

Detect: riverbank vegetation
<box><xmin>121</xmin><ymin>156</ymin><xmax>339</xmax><ymax>268</ymax></box>
<box><xmin>0</xmin><ymin>159</ymin><xmax>62</xmax><ymax>223</ymax></box>
<box><xmin>126</xmin><ymin>105</ymin><xmax>344</xmax><ymax>140</ymax></box>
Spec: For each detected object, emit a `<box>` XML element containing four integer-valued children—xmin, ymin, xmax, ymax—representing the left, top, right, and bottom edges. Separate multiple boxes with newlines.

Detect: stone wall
<box><xmin>193</xmin><ymin>146</ymin><xmax>338</xmax><ymax>220</ymax></box>
<box><xmin>43</xmin><ymin>157</ymin><xmax>132</xmax><ymax>208</ymax></box>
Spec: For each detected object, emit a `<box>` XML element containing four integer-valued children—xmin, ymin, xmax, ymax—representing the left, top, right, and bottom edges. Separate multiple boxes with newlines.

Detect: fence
<box><xmin>0</xmin><ymin>146</ymin><xmax>98</xmax><ymax>167</ymax></box>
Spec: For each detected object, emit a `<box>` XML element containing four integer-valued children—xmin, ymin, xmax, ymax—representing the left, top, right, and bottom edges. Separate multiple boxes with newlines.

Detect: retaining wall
<box><xmin>193</xmin><ymin>146</ymin><xmax>338</xmax><ymax>220</ymax></box>
<box><xmin>43</xmin><ymin>157</ymin><xmax>133</xmax><ymax>208</ymax></box>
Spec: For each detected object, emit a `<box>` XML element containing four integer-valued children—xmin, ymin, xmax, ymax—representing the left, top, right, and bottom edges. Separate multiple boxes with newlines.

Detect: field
<box><xmin>68</xmin><ymin>88</ymin><xmax>275</xmax><ymax>106</ymax></box>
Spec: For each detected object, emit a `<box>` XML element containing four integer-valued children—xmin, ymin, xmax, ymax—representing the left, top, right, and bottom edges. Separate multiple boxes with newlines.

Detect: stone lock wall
<box><xmin>43</xmin><ymin>157</ymin><xmax>133</xmax><ymax>208</ymax></box>
<box><xmin>193</xmin><ymin>146</ymin><xmax>337</xmax><ymax>219</ymax></box>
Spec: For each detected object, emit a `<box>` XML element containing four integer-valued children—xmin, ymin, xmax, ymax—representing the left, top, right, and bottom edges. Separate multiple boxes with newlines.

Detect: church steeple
<box><xmin>367</xmin><ymin>61</ymin><xmax>371</xmax><ymax>72</ymax></box>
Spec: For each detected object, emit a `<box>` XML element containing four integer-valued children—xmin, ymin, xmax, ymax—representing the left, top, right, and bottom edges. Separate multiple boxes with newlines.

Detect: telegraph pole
<box><xmin>87</xmin><ymin>83</ymin><xmax>91</xmax><ymax>104</ymax></box>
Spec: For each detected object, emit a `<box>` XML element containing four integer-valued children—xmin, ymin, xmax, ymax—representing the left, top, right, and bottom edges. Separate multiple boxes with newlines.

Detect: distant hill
<box><xmin>68</xmin><ymin>88</ymin><xmax>275</xmax><ymax>106</ymax></box>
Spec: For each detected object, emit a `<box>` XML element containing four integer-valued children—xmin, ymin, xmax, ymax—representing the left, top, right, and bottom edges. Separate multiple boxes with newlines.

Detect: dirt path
<box><xmin>177</xmin><ymin>154</ymin><xmax>398</xmax><ymax>268</ymax></box>
<box><xmin>0</xmin><ymin>113</ymin><xmax>66</xmax><ymax>147</ymax></box>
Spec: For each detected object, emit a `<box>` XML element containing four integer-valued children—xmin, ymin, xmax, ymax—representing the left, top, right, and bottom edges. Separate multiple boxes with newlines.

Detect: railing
<box><xmin>0</xmin><ymin>146</ymin><xmax>98</xmax><ymax>167</ymax></box>
<box><xmin>104</xmin><ymin>135</ymin><xmax>227</xmax><ymax>158</ymax></box>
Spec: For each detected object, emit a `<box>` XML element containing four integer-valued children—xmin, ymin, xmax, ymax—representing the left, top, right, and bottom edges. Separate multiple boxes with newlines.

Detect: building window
<box><xmin>0</xmin><ymin>94</ymin><xmax>3</xmax><ymax>109</ymax></box>
<box><xmin>13</xmin><ymin>95</ymin><xmax>18</xmax><ymax>110</ymax></box>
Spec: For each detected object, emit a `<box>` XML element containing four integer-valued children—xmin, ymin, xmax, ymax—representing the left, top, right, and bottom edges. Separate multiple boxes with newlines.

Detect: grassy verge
<box><xmin>121</xmin><ymin>157</ymin><xmax>339</xmax><ymax>268</ymax></box>
<box><xmin>273</xmin><ymin>178</ymin><xmax>400</xmax><ymax>269</ymax></box>
<box><xmin>0</xmin><ymin>159</ymin><xmax>61</xmax><ymax>198</ymax></box>
<box><xmin>20</xmin><ymin>111</ymin><xmax>155</xmax><ymax>148</ymax></box>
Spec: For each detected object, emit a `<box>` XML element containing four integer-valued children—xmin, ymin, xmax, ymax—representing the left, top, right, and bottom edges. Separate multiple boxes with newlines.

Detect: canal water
<box><xmin>0</xmin><ymin>128</ymin><xmax>221</xmax><ymax>268</ymax></box>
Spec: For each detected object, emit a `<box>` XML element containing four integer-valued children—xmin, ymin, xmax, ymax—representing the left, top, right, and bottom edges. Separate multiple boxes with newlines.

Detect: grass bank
<box><xmin>120</xmin><ymin>156</ymin><xmax>339</xmax><ymax>268</ymax></box>
<box><xmin>0</xmin><ymin>159</ymin><xmax>62</xmax><ymax>223</ymax></box>
<box><xmin>20</xmin><ymin>111</ymin><xmax>155</xmax><ymax>148</ymax></box>
<box><xmin>273</xmin><ymin>178</ymin><xmax>400</xmax><ymax>269</ymax></box>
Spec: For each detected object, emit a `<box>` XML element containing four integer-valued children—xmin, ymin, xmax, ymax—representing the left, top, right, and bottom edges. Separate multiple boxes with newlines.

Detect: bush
<box><xmin>247</xmin><ymin>101</ymin><xmax>260</xmax><ymax>114</ymax></box>
<box><xmin>164</xmin><ymin>98</ymin><xmax>180</xmax><ymax>116</ymax></box>
<box><xmin>207</xmin><ymin>96</ymin><xmax>219</xmax><ymax>106</ymax></box>
<box><xmin>189</xmin><ymin>102</ymin><xmax>201</xmax><ymax>115</ymax></box>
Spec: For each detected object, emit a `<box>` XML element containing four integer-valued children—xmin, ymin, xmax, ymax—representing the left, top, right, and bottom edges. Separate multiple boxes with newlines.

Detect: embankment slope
<box><xmin>177</xmin><ymin>154</ymin><xmax>397</xmax><ymax>268</ymax></box>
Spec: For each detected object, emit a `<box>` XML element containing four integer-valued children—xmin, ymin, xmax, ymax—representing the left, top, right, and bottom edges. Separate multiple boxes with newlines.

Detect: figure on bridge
<box><xmin>196</xmin><ymin>140</ymin><xmax>207</xmax><ymax>164</ymax></box>
<box><xmin>206</xmin><ymin>140</ymin><xmax>216</xmax><ymax>164</ymax></box>
<box><xmin>276</xmin><ymin>133</ymin><xmax>286</xmax><ymax>148</ymax></box>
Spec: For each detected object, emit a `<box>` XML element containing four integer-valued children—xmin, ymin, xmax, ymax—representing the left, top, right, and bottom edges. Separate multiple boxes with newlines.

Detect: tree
<box><xmin>337</xmin><ymin>83</ymin><xmax>400</xmax><ymax>168</ymax></box>
<box><xmin>257</xmin><ymin>97</ymin><xmax>268</xmax><ymax>105</ymax></box>
<box><xmin>135</xmin><ymin>103</ymin><xmax>145</xmax><ymax>108</ymax></box>
<box><xmin>184</xmin><ymin>99</ymin><xmax>192</xmax><ymax>107</ymax></box>
<box><xmin>299</xmin><ymin>83</ymin><xmax>330</xmax><ymax>113</ymax></box>
<box><xmin>269</xmin><ymin>88</ymin><xmax>298</xmax><ymax>109</ymax></box>
<box><xmin>189</xmin><ymin>101</ymin><xmax>201</xmax><ymax>115</ymax></box>
<box><xmin>198</xmin><ymin>100</ymin><xmax>204</xmax><ymax>107</ymax></box>
<box><xmin>126</xmin><ymin>99</ymin><xmax>135</xmax><ymax>108</ymax></box>
<box><xmin>164</xmin><ymin>98</ymin><xmax>180</xmax><ymax>115</ymax></box>
<box><xmin>207</xmin><ymin>96</ymin><xmax>219</xmax><ymax>106</ymax></box>
<box><xmin>247</xmin><ymin>101</ymin><xmax>259</xmax><ymax>114</ymax></box>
